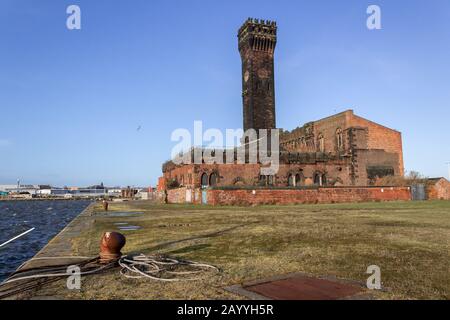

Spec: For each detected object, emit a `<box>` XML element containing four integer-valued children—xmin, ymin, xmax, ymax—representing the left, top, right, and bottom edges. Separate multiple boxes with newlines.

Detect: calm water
<box><xmin>0</xmin><ymin>200</ymin><xmax>91</xmax><ymax>282</ymax></box>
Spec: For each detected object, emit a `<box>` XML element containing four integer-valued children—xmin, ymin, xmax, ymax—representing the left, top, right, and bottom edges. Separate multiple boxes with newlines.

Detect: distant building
<box><xmin>2</xmin><ymin>184</ymin><xmax>39</xmax><ymax>195</ymax></box>
<box><xmin>36</xmin><ymin>188</ymin><xmax>70</xmax><ymax>196</ymax></box>
<box><xmin>70</xmin><ymin>188</ymin><xmax>107</xmax><ymax>198</ymax></box>
<box><xmin>427</xmin><ymin>178</ymin><xmax>450</xmax><ymax>200</ymax></box>
<box><xmin>122</xmin><ymin>187</ymin><xmax>138</xmax><ymax>198</ymax></box>
<box><xmin>35</xmin><ymin>183</ymin><xmax>109</xmax><ymax>198</ymax></box>
<box><xmin>68</xmin><ymin>183</ymin><xmax>108</xmax><ymax>198</ymax></box>
<box><xmin>0</xmin><ymin>185</ymin><xmax>17</xmax><ymax>192</ymax></box>
<box><xmin>136</xmin><ymin>188</ymin><xmax>155</xmax><ymax>200</ymax></box>
<box><xmin>107</xmin><ymin>187</ymin><xmax>123</xmax><ymax>197</ymax></box>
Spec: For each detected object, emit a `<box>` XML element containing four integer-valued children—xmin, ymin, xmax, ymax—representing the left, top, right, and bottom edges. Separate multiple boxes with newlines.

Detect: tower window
<box><xmin>336</xmin><ymin>128</ymin><xmax>343</xmax><ymax>150</ymax></box>
<box><xmin>318</xmin><ymin>134</ymin><xmax>325</xmax><ymax>152</ymax></box>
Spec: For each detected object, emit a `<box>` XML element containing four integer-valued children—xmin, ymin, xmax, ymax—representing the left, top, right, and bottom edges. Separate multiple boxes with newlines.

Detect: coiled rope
<box><xmin>118</xmin><ymin>254</ymin><xmax>219</xmax><ymax>282</ymax></box>
<box><xmin>0</xmin><ymin>254</ymin><xmax>219</xmax><ymax>299</ymax></box>
<box><xmin>0</xmin><ymin>257</ymin><xmax>115</xmax><ymax>299</ymax></box>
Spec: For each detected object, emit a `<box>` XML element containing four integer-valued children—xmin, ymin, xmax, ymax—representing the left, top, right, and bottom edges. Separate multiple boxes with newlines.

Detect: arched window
<box><xmin>201</xmin><ymin>173</ymin><xmax>208</xmax><ymax>188</ymax></box>
<box><xmin>295</xmin><ymin>173</ymin><xmax>303</xmax><ymax>186</ymax></box>
<box><xmin>259</xmin><ymin>175</ymin><xmax>267</xmax><ymax>186</ymax></box>
<box><xmin>318</xmin><ymin>134</ymin><xmax>325</xmax><ymax>152</ymax></box>
<box><xmin>314</xmin><ymin>173</ymin><xmax>321</xmax><ymax>186</ymax></box>
<box><xmin>209</xmin><ymin>173</ymin><xmax>218</xmax><ymax>186</ymax></box>
<box><xmin>288</xmin><ymin>174</ymin><xmax>294</xmax><ymax>187</ymax></box>
<box><xmin>322</xmin><ymin>174</ymin><xmax>327</xmax><ymax>186</ymax></box>
<box><xmin>336</xmin><ymin>128</ymin><xmax>343</xmax><ymax>150</ymax></box>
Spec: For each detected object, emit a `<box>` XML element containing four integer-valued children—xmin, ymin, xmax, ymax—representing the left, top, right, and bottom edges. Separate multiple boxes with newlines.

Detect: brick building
<box><xmin>159</xmin><ymin>18</ymin><xmax>404</xmax><ymax>190</ymax></box>
<box><xmin>427</xmin><ymin>178</ymin><xmax>450</xmax><ymax>200</ymax></box>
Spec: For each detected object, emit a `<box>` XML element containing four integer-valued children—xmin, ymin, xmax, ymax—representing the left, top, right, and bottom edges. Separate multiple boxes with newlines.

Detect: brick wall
<box><xmin>279</xmin><ymin>110</ymin><xmax>404</xmax><ymax>178</ymax></box>
<box><xmin>314</xmin><ymin>112</ymin><xmax>348</xmax><ymax>153</ymax></box>
<box><xmin>352</xmin><ymin>149</ymin><xmax>401</xmax><ymax>186</ymax></box>
<box><xmin>161</xmin><ymin>110</ymin><xmax>404</xmax><ymax>190</ymax></box>
<box><xmin>162</xmin><ymin>162</ymin><xmax>354</xmax><ymax>189</ymax></box>
<box><xmin>166</xmin><ymin>187</ymin><xmax>187</xmax><ymax>204</ymax></box>
<box><xmin>427</xmin><ymin>179</ymin><xmax>450</xmax><ymax>200</ymax></box>
<box><xmin>206</xmin><ymin>186</ymin><xmax>411</xmax><ymax>206</ymax></box>
<box><xmin>166</xmin><ymin>187</ymin><xmax>202</xmax><ymax>204</ymax></box>
<box><xmin>349</xmin><ymin>114</ymin><xmax>404</xmax><ymax>176</ymax></box>
<box><xmin>157</xmin><ymin>177</ymin><xmax>166</xmax><ymax>191</ymax></box>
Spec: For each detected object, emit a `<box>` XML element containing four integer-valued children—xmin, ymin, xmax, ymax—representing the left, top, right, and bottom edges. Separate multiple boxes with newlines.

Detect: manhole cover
<box><xmin>226</xmin><ymin>273</ymin><xmax>366</xmax><ymax>300</ymax></box>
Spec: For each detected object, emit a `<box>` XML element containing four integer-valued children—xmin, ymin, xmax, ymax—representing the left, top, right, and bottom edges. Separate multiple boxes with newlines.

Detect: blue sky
<box><xmin>0</xmin><ymin>0</ymin><xmax>449</xmax><ymax>187</ymax></box>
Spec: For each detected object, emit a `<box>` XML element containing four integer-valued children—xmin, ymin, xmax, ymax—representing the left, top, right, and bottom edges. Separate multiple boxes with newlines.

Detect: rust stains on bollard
<box><xmin>99</xmin><ymin>232</ymin><xmax>126</xmax><ymax>264</ymax></box>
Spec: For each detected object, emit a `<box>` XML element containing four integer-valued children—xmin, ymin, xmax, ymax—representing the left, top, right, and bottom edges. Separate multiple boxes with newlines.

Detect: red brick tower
<box><xmin>238</xmin><ymin>18</ymin><xmax>277</xmax><ymax>132</ymax></box>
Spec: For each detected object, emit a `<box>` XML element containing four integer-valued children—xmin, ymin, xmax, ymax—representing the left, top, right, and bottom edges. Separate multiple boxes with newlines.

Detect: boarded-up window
<box><xmin>367</xmin><ymin>166</ymin><xmax>395</xmax><ymax>185</ymax></box>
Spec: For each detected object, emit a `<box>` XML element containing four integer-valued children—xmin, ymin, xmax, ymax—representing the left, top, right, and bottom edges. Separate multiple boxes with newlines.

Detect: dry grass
<box><xmin>36</xmin><ymin>201</ymin><xmax>450</xmax><ymax>300</ymax></box>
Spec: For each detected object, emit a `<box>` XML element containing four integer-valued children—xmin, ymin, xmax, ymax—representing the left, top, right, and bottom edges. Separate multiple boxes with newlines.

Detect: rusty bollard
<box><xmin>99</xmin><ymin>232</ymin><xmax>126</xmax><ymax>264</ymax></box>
<box><xmin>102</xmin><ymin>200</ymin><xmax>109</xmax><ymax>211</ymax></box>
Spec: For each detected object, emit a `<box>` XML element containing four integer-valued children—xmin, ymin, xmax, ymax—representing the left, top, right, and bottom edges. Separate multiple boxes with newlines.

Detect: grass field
<box><xmin>36</xmin><ymin>200</ymin><xmax>449</xmax><ymax>300</ymax></box>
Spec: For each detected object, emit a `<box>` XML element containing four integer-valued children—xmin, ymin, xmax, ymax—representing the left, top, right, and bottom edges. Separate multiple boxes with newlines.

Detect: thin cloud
<box><xmin>0</xmin><ymin>139</ymin><xmax>12</xmax><ymax>147</ymax></box>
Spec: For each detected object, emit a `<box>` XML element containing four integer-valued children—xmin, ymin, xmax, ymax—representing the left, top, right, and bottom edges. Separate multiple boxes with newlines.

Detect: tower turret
<box><xmin>238</xmin><ymin>18</ymin><xmax>277</xmax><ymax>132</ymax></box>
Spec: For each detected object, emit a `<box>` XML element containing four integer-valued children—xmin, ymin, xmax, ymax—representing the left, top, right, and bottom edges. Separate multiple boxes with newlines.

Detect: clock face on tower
<box><xmin>244</xmin><ymin>70</ymin><xmax>250</xmax><ymax>82</ymax></box>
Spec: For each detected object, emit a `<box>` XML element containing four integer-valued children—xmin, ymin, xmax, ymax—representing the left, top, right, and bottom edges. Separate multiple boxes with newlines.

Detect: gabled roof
<box><xmin>428</xmin><ymin>177</ymin><xmax>449</xmax><ymax>184</ymax></box>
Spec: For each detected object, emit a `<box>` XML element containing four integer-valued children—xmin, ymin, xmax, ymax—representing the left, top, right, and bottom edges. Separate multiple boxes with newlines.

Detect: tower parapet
<box><xmin>238</xmin><ymin>18</ymin><xmax>277</xmax><ymax>54</ymax></box>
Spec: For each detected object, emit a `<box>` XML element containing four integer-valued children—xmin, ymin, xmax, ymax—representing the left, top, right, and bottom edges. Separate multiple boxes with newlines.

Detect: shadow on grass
<box><xmin>144</xmin><ymin>222</ymin><xmax>259</xmax><ymax>253</ymax></box>
<box><xmin>164</xmin><ymin>244</ymin><xmax>211</xmax><ymax>255</ymax></box>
